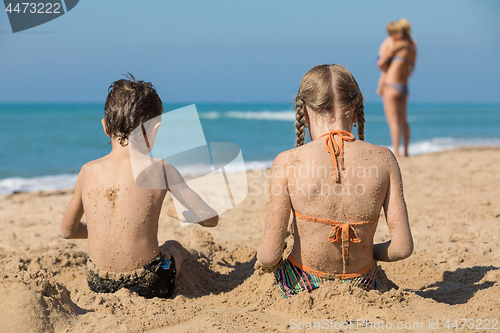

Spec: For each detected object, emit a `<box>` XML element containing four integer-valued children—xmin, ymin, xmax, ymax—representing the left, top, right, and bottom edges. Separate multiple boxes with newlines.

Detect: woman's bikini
<box><xmin>383</xmin><ymin>55</ymin><xmax>414</xmax><ymax>97</ymax></box>
<box><xmin>276</xmin><ymin>130</ymin><xmax>379</xmax><ymax>298</ymax></box>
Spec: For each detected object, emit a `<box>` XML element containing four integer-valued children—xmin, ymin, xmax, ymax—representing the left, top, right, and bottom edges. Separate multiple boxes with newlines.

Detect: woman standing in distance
<box><xmin>377</xmin><ymin>19</ymin><xmax>416</xmax><ymax>158</ymax></box>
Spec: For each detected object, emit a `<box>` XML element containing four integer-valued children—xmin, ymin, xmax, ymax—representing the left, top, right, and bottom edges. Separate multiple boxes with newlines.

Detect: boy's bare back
<box><xmin>61</xmin><ymin>76</ymin><xmax>218</xmax><ymax>287</ymax></box>
<box><xmin>79</xmin><ymin>149</ymin><xmax>167</xmax><ymax>273</ymax></box>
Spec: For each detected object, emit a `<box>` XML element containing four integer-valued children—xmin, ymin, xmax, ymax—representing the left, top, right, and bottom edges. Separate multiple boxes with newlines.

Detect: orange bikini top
<box><xmin>293</xmin><ymin>210</ymin><xmax>379</xmax><ymax>274</ymax></box>
<box><xmin>319</xmin><ymin>130</ymin><xmax>355</xmax><ymax>183</ymax></box>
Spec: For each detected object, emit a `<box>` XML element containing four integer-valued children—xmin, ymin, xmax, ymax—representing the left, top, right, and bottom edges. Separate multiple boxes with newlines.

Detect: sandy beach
<box><xmin>1</xmin><ymin>147</ymin><xmax>499</xmax><ymax>333</ymax></box>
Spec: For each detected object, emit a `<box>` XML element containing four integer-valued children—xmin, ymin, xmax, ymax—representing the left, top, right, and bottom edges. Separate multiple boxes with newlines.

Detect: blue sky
<box><xmin>1</xmin><ymin>0</ymin><xmax>499</xmax><ymax>103</ymax></box>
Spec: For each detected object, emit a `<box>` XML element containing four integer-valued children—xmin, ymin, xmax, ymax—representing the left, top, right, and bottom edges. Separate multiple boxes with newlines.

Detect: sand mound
<box><xmin>0</xmin><ymin>270</ymin><xmax>80</xmax><ymax>333</ymax></box>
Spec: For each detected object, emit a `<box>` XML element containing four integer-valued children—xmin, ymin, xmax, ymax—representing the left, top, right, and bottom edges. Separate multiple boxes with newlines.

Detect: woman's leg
<box><xmin>398</xmin><ymin>95</ymin><xmax>410</xmax><ymax>157</ymax></box>
<box><xmin>382</xmin><ymin>88</ymin><xmax>401</xmax><ymax>158</ymax></box>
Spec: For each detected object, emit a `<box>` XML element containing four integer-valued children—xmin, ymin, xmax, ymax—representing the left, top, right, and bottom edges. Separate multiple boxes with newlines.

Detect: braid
<box><xmin>356</xmin><ymin>102</ymin><xmax>365</xmax><ymax>141</ymax></box>
<box><xmin>295</xmin><ymin>99</ymin><xmax>306</xmax><ymax>147</ymax></box>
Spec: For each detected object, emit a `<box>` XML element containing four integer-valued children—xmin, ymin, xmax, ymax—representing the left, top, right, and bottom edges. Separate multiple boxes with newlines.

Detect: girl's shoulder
<box><xmin>352</xmin><ymin>140</ymin><xmax>400</xmax><ymax>167</ymax></box>
<box><xmin>271</xmin><ymin>142</ymin><xmax>317</xmax><ymax>169</ymax></box>
<box><xmin>355</xmin><ymin>139</ymin><xmax>390</xmax><ymax>152</ymax></box>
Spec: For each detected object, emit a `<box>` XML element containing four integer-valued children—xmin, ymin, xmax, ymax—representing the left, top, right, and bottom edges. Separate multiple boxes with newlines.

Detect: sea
<box><xmin>1</xmin><ymin>102</ymin><xmax>499</xmax><ymax>194</ymax></box>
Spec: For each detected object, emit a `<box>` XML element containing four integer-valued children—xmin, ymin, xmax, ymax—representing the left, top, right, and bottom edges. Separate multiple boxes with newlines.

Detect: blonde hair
<box><xmin>294</xmin><ymin>64</ymin><xmax>365</xmax><ymax>147</ymax></box>
<box><xmin>398</xmin><ymin>18</ymin><xmax>412</xmax><ymax>40</ymax></box>
<box><xmin>386</xmin><ymin>18</ymin><xmax>412</xmax><ymax>40</ymax></box>
<box><xmin>386</xmin><ymin>21</ymin><xmax>401</xmax><ymax>35</ymax></box>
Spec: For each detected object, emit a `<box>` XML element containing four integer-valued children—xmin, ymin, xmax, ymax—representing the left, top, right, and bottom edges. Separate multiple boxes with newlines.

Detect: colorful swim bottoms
<box><xmin>275</xmin><ymin>258</ymin><xmax>378</xmax><ymax>299</ymax></box>
<box><xmin>86</xmin><ymin>252</ymin><xmax>176</xmax><ymax>298</ymax></box>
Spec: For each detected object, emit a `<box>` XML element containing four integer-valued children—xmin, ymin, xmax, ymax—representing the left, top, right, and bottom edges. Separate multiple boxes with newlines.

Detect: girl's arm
<box><xmin>256</xmin><ymin>152</ymin><xmax>291</xmax><ymax>268</ymax></box>
<box><xmin>61</xmin><ymin>169</ymin><xmax>88</xmax><ymax>239</ymax></box>
<box><xmin>373</xmin><ymin>152</ymin><xmax>413</xmax><ymax>261</ymax></box>
<box><xmin>163</xmin><ymin>161</ymin><xmax>219</xmax><ymax>227</ymax></box>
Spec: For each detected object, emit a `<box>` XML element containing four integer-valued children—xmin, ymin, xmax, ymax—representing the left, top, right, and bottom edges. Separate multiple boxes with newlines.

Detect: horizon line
<box><xmin>1</xmin><ymin>101</ymin><xmax>499</xmax><ymax>105</ymax></box>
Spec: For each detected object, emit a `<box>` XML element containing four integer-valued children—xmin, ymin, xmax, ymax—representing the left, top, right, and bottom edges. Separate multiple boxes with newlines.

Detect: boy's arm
<box><xmin>373</xmin><ymin>151</ymin><xmax>413</xmax><ymax>261</ymax></box>
<box><xmin>163</xmin><ymin>162</ymin><xmax>219</xmax><ymax>227</ymax></box>
<box><xmin>256</xmin><ymin>152</ymin><xmax>290</xmax><ymax>269</ymax></box>
<box><xmin>61</xmin><ymin>169</ymin><xmax>88</xmax><ymax>239</ymax></box>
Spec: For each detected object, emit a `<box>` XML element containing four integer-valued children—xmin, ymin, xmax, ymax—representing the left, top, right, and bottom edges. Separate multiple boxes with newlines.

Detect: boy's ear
<box><xmin>152</xmin><ymin>122</ymin><xmax>161</xmax><ymax>137</ymax></box>
<box><xmin>101</xmin><ymin>119</ymin><xmax>110</xmax><ymax>137</ymax></box>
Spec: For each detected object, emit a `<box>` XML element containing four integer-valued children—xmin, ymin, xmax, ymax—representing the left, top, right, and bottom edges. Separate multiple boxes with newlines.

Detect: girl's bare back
<box><xmin>282</xmin><ymin>137</ymin><xmax>397</xmax><ymax>274</ymax></box>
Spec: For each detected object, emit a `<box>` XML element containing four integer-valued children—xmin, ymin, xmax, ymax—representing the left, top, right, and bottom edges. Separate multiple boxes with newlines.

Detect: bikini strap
<box><xmin>293</xmin><ymin>210</ymin><xmax>379</xmax><ymax>273</ymax></box>
<box><xmin>287</xmin><ymin>254</ymin><xmax>376</xmax><ymax>280</ymax></box>
<box><xmin>391</xmin><ymin>56</ymin><xmax>414</xmax><ymax>72</ymax></box>
<box><xmin>319</xmin><ymin>130</ymin><xmax>355</xmax><ymax>182</ymax></box>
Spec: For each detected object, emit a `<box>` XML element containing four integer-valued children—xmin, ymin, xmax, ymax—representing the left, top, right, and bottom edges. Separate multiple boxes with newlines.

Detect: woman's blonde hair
<box><xmin>398</xmin><ymin>18</ymin><xmax>412</xmax><ymax>40</ymax></box>
<box><xmin>294</xmin><ymin>64</ymin><xmax>365</xmax><ymax>147</ymax></box>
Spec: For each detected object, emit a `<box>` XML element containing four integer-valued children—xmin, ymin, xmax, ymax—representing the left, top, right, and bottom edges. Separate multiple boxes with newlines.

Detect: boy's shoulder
<box><xmin>78</xmin><ymin>155</ymin><xmax>115</xmax><ymax>185</ymax></box>
<box><xmin>80</xmin><ymin>155</ymin><xmax>110</xmax><ymax>173</ymax></box>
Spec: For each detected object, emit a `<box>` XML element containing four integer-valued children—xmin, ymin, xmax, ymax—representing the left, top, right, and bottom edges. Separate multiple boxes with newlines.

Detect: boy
<box><xmin>61</xmin><ymin>75</ymin><xmax>218</xmax><ymax>298</ymax></box>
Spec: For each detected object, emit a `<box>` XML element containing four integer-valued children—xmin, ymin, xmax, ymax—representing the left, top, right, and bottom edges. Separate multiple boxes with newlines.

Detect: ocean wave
<box><xmin>199</xmin><ymin>111</ymin><xmax>220</xmax><ymax>119</ymax></box>
<box><xmin>175</xmin><ymin>160</ymin><xmax>273</xmax><ymax>177</ymax></box>
<box><xmin>199</xmin><ymin>111</ymin><xmax>294</xmax><ymax>121</ymax></box>
<box><xmin>199</xmin><ymin>111</ymin><xmax>420</xmax><ymax>123</ymax></box>
<box><xmin>226</xmin><ymin>111</ymin><xmax>295</xmax><ymax>121</ymax></box>
<box><xmin>0</xmin><ymin>174</ymin><xmax>77</xmax><ymax>195</ymax></box>
<box><xmin>0</xmin><ymin>161</ymin><xmax>274</xmax><ymax>195</ymax></box>
<box><xmin>407</xmin><ymin>137</ymin><xmax>500</xmax><ymax>155</ymax></box>
<box><xmin>1</xmin><ymin>138</ymin><xmax>498</xmax><ymax>195</ymax></box>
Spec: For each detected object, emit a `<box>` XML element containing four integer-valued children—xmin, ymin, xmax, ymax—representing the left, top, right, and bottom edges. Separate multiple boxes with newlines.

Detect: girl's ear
<box><xmin>101</xmin><ymin>119</ymin><xmax>110</xmax><ymax>137</ymax></box>
<box><xmin>353</xmin><ymin>112</ymin><xmax>358</xmax><ymax>125</ymax></box>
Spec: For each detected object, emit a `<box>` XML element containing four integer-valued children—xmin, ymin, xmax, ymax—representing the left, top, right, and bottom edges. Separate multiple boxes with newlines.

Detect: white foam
<box><xmin>199</xmin><ymin>111</ymin><xmax>220</xmax><ymax>119</ymax></box>
<box><xmin>407</xmin><ymin>137</ymin><xmax>500</xmax><ymax>155</ymax></box>
<box><xmin>226</xmin><ymin>111</ymin><xmax>295</xmax><ymax>121</ymax></box>
<box><xmin>1</xmin><ymin>137</ymin><xmax>498</xmax><ymax>195</ymax></box>
<box><xmin>176</xmin><ymin>160</ymin><xmax>273</xmax><ymax>177</ymax></box>
<box><xmin>0</xmin><ymin>174</ymin><xmax>77</xmax><ymax>195</ymax></box>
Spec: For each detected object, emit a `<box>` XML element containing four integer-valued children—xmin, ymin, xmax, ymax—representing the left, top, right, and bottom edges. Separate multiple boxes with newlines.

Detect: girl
<box><xmin>255</xmin><ymin>64</ymin><xmax>413</xmax><ymax>298</ymax></box>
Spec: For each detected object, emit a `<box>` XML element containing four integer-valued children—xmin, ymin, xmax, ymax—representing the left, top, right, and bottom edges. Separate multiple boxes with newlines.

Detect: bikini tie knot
<box><xmin>293</xmin><ymin>210</ymin><xmax>379</xmax><ymax>274</ymax></box>
<box><xmin>328</xmin><ymin>223</ymin><xmax>362</xmax><ymax>271</ymax></box>
<box><xmin>319</xmin><ymin>130</ymin><xmax>355</xmax><ymax>182</ymax></box>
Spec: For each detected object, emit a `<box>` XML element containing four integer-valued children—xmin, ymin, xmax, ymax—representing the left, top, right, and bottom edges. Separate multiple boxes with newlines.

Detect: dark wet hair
<box><xmin>104</xmin><ymin>74</ymin><xmax>163</xmax><ymax>146</ymax></box>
